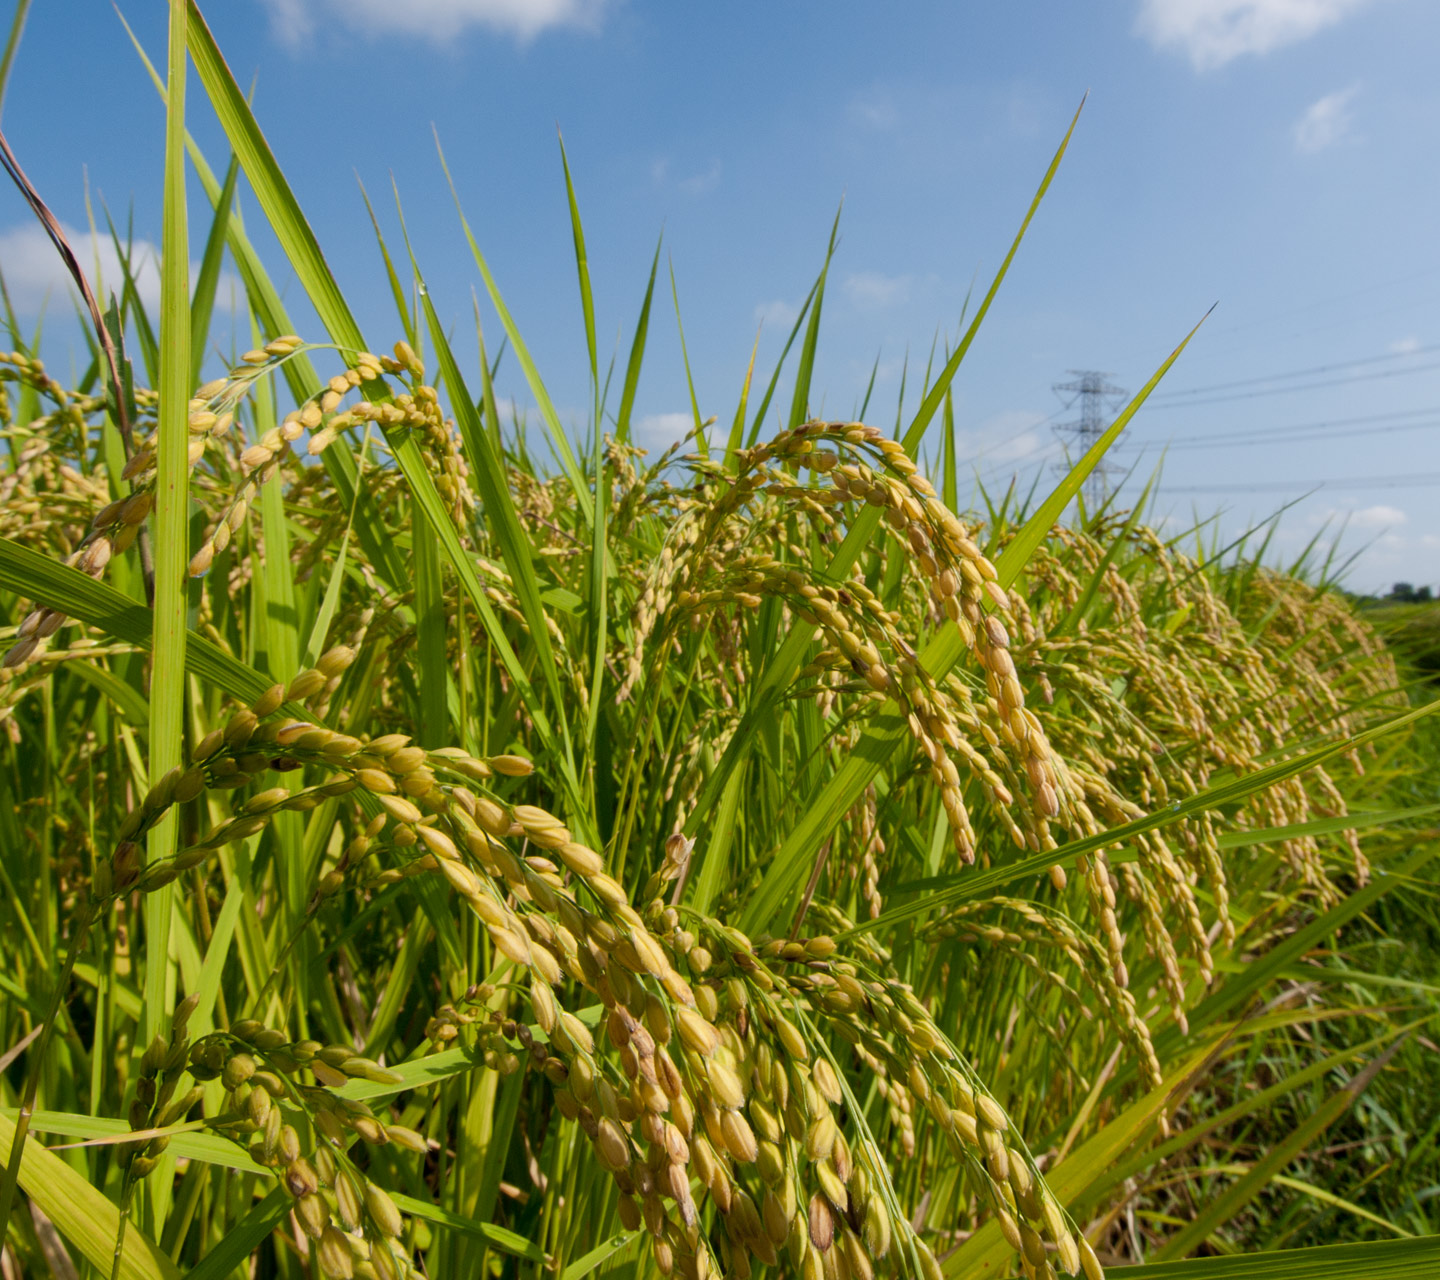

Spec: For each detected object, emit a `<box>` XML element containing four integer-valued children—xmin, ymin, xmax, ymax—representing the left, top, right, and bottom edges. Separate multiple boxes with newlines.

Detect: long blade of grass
<box><xmin>143</xmin><ymin>0</ymin><xmax>191</xmax><ymax>1071</ymax></box>
<box><xmin>418</xmin><ymin>288</ymin><xmax>585</xmax><ymax>818</ymax></box>
<box><xmin>124</xmin><ymin>11</ymin><xmax>405</xmax><ymax>591</ymax></box>
<box><xmin>0</xmin><ymin>536</ymin><xmax>296</xmax><ymax>706</ymax></box>
<box><xmin>1214</xmin><ymin>804</ymin><xmax>1440</xmax><ymax>848</ymax></box>
<box><xmin>188</xmin><ymin>151</ymin><xmax>238</xmax><ymax>387</ymax></box>
<box><xmin>0</xmin><ymin>1114</ymin><xmax>181</xmax><ymax>1280</ymax></box>
<box><xmin>558</xmin><ymin>132</ymin><xmax>597</xmax><ymax>393</ymax></box>
<box><xmin>185</xmin><ymin>1</ymin><xmax>360</xmax><ymax>353</ymax></box>
<box><xmin>1151</xmin><ymin>1040</ymin><xmax>1405</xmax><ymax>1261</ymax></box>
<box><xmin>745</xmin><ymin>277</ymin><xmax>820</xmax><ymax>448</ymax></box>
<box><xmin>941</xmin><ymin>384</ymin><xmax>958</xmax><ymax>510</ymax></box>
<box><xmin>357</xmin><ymin>177</ymin><xmax>418</xmax><ymax>348</ymax></box>
<box><xmin>391</xmin><ymin>1193</ymin><xmax>545</xmax><ymax>1263</ymax></box>
<box><xmin>558</xmin><ymin>136</ymin><xmax>610</xmax><ymax>756</ymax></box>
<box><xmin>723</xmin><ymin>331</ymin><xmax>760</xmax><ymax>469</ymax></box>
<box><xmin>185</xmin><ymin>1188</ymin><xmax>288</xmax><ymax>1280</ymax></box>
<box><xmin>849</xmin><ymin>700</ymin><xmax>1440</xmax><ymax>938</ymax></box>
<box><xmin>996</xmin><ymin>310</ymin><xmax>1211</xmax><ymax>590</ymax></box>
<box><xmin>562</xmin><ymin>1233</ymin><xmax>637</xmax><ymax>1279</ymax></box>
<box><xmin>1114</xmin><ymin>1236</ymin><xmax>1440</xmax><ymax>1279</ymax></box>
<box><xmin>902</xmin><ymin>97</ymin><xmax>1085</xmax><ymax>454</ymax></box>
<box><xmin>668</xmin><ymin>258</ymin><xmax>707</xmax><ymax>456</ymax></box>
<box><xmin>787</xmin><ymin>203</ymin><xmax>841</xmax><ymax>429</ymax></box>
<box><xmin>614</xmin><ymin>235</ymin><xmax>661</xmax><ymax>445</ymax></box>
<box><xmin>433</xmin><ymin>131</ymin><xmax>592</xmax><ymax>523</ymax></box>
<box><xmin>0</xmin><ymin>0</ymin><xmax>30</xmax><ymax>121</ymax></box>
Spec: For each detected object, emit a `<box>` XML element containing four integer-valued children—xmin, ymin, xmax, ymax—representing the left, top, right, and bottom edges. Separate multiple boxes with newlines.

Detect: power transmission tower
<box><xmin>1053</xmin><ymin>370</ymin><xmax>1128</xmax><ymax>508</ymax></box>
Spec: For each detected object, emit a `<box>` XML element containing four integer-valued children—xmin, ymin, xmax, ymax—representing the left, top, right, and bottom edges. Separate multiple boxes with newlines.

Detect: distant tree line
<box><xmin>1386</xmin><ymin>583</ymin><xmax>1435</xmax><ymax>603</ymax></box>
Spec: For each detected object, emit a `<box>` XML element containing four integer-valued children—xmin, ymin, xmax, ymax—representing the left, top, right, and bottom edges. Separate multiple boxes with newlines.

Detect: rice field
<box><xmin>1</xmin><ymin>5</ymin><xmax>1438</xmax><ymax>1280</ymax></box>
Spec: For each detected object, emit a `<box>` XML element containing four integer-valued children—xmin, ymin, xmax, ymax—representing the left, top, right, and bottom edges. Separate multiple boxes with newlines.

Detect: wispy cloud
<box><xmin>0</xmin><ymin>221</ymin><xmax>243</xmax><ymax>333</ymax></box>
<box><xmin>678</xmin><ymin>159</ymin><xmax>722</xmax><ymax>196</ymax></box>
<box><xmin>754</xmin><ymin>299</ymin><xmax>799</xmax><ymax>329</ymax></box>
<box><xmin>1346</xmin><ymin>503</ymin><xmax>1407</xmax><ymax>529</ymax></box>
<box><xmin>1294</xmin><ymin>84</ymin><xmax>1361</xmax><ymax>153</ymax></box>
<box><xmin>633</xmin><ymin>411</ymin><xmax>696</xmax><ymax>449</ymax></box>
<box><xmin>1135</xmin><ymin>0</ymin><xmax>1374</xmax><ymax>71</ymax></box>
<box><xmin>843</xmin><ymin>271</ymin><xmax>912</xmax><ymax>309</ymax></box>
<box><xmin>1390</xmin><ymin>335</ymin><xmax>1422</xmax><ymax>355</ymax></box>
<box><xmin>847</xmin><ymin>88</ymin><xmax>899</xmax><ymax>131</ymax></box>
<box><xmin>1313</xmin><ymin>501</ymin><xmax>1407</xmax><ymax>530</ymax></box>
<box><xmin>0</xmin><ymin>222</ymin><xmax>161</xmax><ymax>314</ymax></box>
<box><xmin>956</xmin><ymin>410</ymin><xmax>1049</xmax><ymax>465</ymax></box>
<box><xmin>651</xmin><ymin>157</ymin><xmax>722</xmax><ymax>196</ymax></box>
<box><xmin>260</xmin><ymin>0</ymin><xmax>608</xmax><ymax>47</ymax></box>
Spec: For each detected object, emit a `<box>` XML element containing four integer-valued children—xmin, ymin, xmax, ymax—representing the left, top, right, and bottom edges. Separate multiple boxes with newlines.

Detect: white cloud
<box><xmin>844</xmin><ymin>271</ymin><xmax>912</xmax><ymax>310</ymax></box>
<box><xmin>754</xmin><ymin>299</ymin><xmax>799</xmax><ymax>329</ymax></box>
<box><xmin>651</xmin><ymin>157</ymin><xmax>721</xmax><ymax>196</ymax></box>
<box><xmin>1294</xmin><ymin>84</ymin><xmax>1361</xmax><ymax>153</ymax></box>
<box><xmin>260</xmin><ymin>0</ymin><xmax>608</xmax><ymax>46</ymax></box>
<box><xmin>0</xmin><ymin>221</ymin><xmax>162</xmax><ymax>315</ymax></box>
<box><xmin>678</xmin><ymin>160</ymin><xmax>722</xmax><ymax>196</ymax></box>
<box><xmin>1391</xmin><ymin>335</ymin><xmax>1422</xmax><ymax>355</ymax></box>
<box><xmin>848</xmin><ymin>89</ymin><xmax>899</xmax><ymax>130</ymax></box>
<box><xmin>1135</xmin><ymin>0</ymin><xmax>1374</xmax><ymax>71</ymax></box>
<box><xmin>260</xmin><ymin>0</ymin><xmax>314</xmax><ymax>45</ymax></box>
<box><xmin>1312</xmin><ymin>502</ymin><xmax>1408</xmax><ymax>531</ymax></box>
<box><xmin>1347</xmin><ymin>503</ymin><xmax>1407</xmax><ymax>529</ymax></box>
<box><xmin>957</xmin><ymin>409</ymin><xmax>1048</xmax><ymax>464</ymax></box>
<box><xmin>633</xmin><ymin>411</ymin><xmax>696</xmax><ymax>448</ymax></box>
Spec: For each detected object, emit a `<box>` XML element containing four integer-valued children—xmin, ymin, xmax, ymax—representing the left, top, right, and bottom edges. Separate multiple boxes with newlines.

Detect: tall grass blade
<box><xmin>669</xmin><ymin>258</ymin><xmax>707</xmax><ymax>456</ymax></box>
<box><xmin>901</xmin><ymin>96</ymin><xmax>1086</xmax><ymax>454</ymax></box>
<box><xmin>0</xmin><ymin>1115</ymin><xmax>180</xmax><ymax>1280</ymax></box>
<box><xmin>997</xmin><ymin>310</ymin><xmax>1212</xmax><ymax>590</ymax></box>
<box><xmin>433</xmin><ymin>132</ymin><xmax>592</xmax><ymax>522</ymax></box>
<box><xmin>185</xmin><ymin>1</ymin><xmax>362</xmax><ymax>352</ymax></box>
<box><xmin>418</xmin><ymin>289</ymin><xmax>586</xmax><ymax>819</ymax></box>
<box><xmin>851</xmin><ymin>700</ymin><xmax>1440</xmax><ymax>937</ymax></box>
<box><xmin>1151</xmin><ymin>1041</ymin><xmax>1404</xmax><ymax>1260</ymax></box>
<box><xmin>188</xmin><ymin>152</ymin><xmax>237</xmax><ymax>387</ymax></box>
<box><xmin>787</xmin><ymin>203</ymin><xmax>841</xmax><ymax>429</ymax></box>
<box><xmin>1112</xmin><ymin>1236</ymin><xmax>1440</xmax><ymax>1279</ymax></box>
<box><xmin>615</xmin><ymin>236</ymin><xmax>661</xmax><ymax>445</ymax></box>
<box><xmin>143</xmin><ymin>0</ymin><xmax>191</xmax><ymax>1064</ymax></box>
<box><xmin>0</xmin><ymin>0</ymin><xmax>30</xmax><ymax>121</ymax></box>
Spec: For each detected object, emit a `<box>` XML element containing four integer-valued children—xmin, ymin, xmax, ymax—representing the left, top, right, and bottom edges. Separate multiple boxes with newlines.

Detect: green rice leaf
<box><xmin>0</xmin><ymin>1113</ymin><xmax>181</xmax><ymax>1280</ymax></box>
<box><xmin>1112</xmin><ymin>1236</ymin><xmax>1440</xmax><ymax>1279</ymax></box>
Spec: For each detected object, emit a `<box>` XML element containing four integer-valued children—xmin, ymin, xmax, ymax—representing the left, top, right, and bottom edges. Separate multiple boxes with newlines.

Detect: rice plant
<box><xmin>0</xmin><ymin>5</ymin><xmax>1437</xmax><ymax>1280</ymax></box>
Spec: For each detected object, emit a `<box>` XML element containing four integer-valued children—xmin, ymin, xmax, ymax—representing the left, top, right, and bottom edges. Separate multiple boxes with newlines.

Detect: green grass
<box><xmin>1363</xmin><ymin>601</ymin><xmax>1440</xmax><ymax>681</ymax></box>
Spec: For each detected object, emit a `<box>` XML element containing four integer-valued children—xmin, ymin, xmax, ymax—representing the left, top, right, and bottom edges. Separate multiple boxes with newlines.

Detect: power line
<box><xmin>1201</xmin><ymin>264</ymin><xmax>1440</xmax><ymax>342</ymax></box>
<box><xmin>1159</xmin><ymin>472</ymin><xmax>1440</xmax><ymax>495</ymax></box>
<box><xmin>1141</xmin><ymin>358</ymin><xmax>1440</xmax><ymax>410</ymax></box>
<box><xmin>1197</xmin><ymin>297</ymin><xmax>1439</xmax><ymax>362</ymax></box>
<box><xmin>1148</xmin><ymin>341</ymin><xmax>1440</xmax><ymax>400</ymax></box>
<box><xmin>1117</xmin><ymin>408</ymin><xmax>1440</xmax><ymax>452</ymax></box>
<box><xmin>1127</xmin><ymin>404</ymin><xmax>1437</xmax><ymax>439</ymax></box>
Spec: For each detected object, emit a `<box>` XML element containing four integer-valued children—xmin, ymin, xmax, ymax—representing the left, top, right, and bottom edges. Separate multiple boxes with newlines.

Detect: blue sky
<box><xmin>2</xmin><ymin>0</ymin><xmax>1438</xmax><ymax>591</ymax></box>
